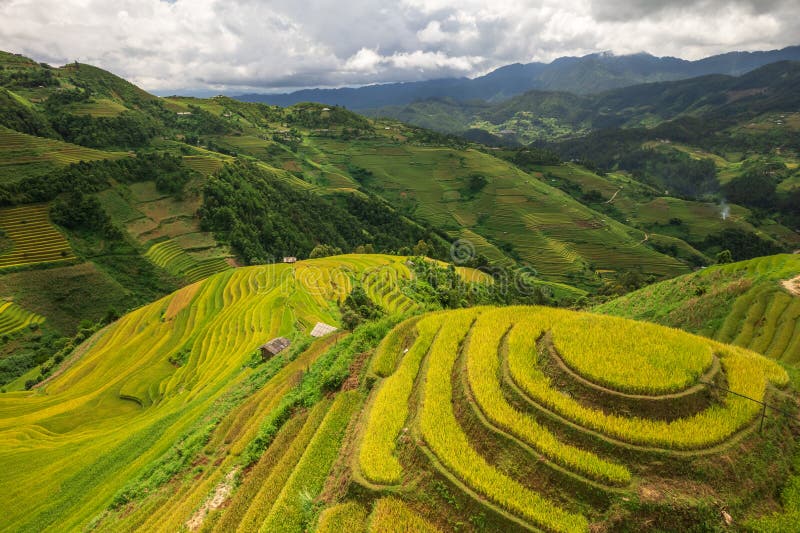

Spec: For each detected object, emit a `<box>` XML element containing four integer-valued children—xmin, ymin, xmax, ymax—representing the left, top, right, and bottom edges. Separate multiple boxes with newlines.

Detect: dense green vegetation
<box><xmin>198</xmin><ymin>161</ymin><xmax>446</xmax><ymax>263</ymax></box>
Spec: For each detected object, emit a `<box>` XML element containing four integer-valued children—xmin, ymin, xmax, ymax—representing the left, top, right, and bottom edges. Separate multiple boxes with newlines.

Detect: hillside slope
<box><xmin>0</xmin><ymin>50</ymin><xmax>797</xmax><ymax>390</ymax></box>
<box><xmin>0</xmin><ymin>254</ymin><xmax>459</xmax><ymax>530</ymax></box>
<box><xmin>596</xmin><ymin>254</ymin><xmax>800</xmax><ymax>364</ymax></box>
<box><xmin>0</xmin><ymin>270</ymin><xmax>796</xmax><ymax>531</ymax></box>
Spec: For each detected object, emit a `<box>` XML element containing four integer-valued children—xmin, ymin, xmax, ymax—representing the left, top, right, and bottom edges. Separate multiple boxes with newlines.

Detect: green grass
<box><xmin>67</xmin><ymin>98</ymin><xmax>127</xmax><ymax>118</ymax></box>
<box><xmin>0</xmin><ymin>261</ymin><xmax>150</xmax><ymax>334</ymax></box>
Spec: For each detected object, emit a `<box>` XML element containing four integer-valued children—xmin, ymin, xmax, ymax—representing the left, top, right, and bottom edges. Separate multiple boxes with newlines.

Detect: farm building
<box><xmin>259</xmin><ymin>337</ymin><xmax>291</xmax><ymax>359</ymax></box>
<box><xmin>310</xmin><ymin>322</ymin><xmax>337</xmax><ymax>337</ymax></box>
<box><xmin>283</xmin><ymin>257</ymin><xmax>297</xmax><ymax>264</ymax></box>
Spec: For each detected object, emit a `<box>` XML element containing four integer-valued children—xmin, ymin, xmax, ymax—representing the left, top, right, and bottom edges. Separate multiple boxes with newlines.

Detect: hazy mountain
<box><xmin>236</xmin><ymin>45</ymin><xmax>800</xmax><ymax>109</ymax></box>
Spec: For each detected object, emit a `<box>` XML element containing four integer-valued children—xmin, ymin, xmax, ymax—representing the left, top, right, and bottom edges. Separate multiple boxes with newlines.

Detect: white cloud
<box><xmin>0</xmin><ymin>0</ymin><xmax>796</xmax><ymax>92</ymax></box>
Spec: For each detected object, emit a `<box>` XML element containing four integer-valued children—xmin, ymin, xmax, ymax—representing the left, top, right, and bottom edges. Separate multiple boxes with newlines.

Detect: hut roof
<box><xmin>310</xmin><ymin>322</ymin><xmax>338</xmax><ymax>338</ymax></box>
<box><xmin>261</xmin><ymin>337</ymin><xmax>291</xmax><ymax>355</ymax></box>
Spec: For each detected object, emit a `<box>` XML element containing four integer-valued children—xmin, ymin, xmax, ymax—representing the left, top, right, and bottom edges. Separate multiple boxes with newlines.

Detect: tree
<box><xmin>309</xmin><ymin>244</ymin><xmax>342</xmax><ymax>259</ymax></box>
<box><xmin>716</xmin><ymin>250</ymin><xmax>733</xmax><ymax>264</ymax></box>
<box><xmin>413</xmin><ymin>240</ymin><xmax>432</xmax><ymax>257</ymax></box>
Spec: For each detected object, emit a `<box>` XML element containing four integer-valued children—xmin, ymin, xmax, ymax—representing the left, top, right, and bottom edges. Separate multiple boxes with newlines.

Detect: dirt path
<box><xmin>186</xmin><ymin>469</ymin><xmax>238</xmax><ymax>531</ymax></box>
<box><xmin>605</xmin><ymin>188</ymin><xmax>622</xmax><ymax>204</ymax></box>
<box><xmin>782</xmin><ymin>275</ymin><xmax>800</xmax><ymax>297</ymax></box>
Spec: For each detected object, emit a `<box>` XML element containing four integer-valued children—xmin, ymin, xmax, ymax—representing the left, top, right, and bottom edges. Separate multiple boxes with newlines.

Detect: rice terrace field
<box><xmin>0</xmin><ymin>254</ymin><xmax>795</xmax><ymax>532</ymax></box>
<box><xmin>0</xmin><ymin>127</ymin><xmax>126</xmax><ymax>181</ymax></box>
<box><xmin>0</xmin><ymin>203</ymin><xmax>76</xmax><ymax>268</ymax></box>
<box><xmin>355</xmin><ymin>306</ymin><xmax>790</xmax><ymax>532</ymax></box>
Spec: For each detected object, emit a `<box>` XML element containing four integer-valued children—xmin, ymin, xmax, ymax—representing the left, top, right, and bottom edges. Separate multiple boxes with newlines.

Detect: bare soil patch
<box><xmin>782</xmin><ymin>275</ymin><xmax>800</xmax><ymax>297</ymax></box>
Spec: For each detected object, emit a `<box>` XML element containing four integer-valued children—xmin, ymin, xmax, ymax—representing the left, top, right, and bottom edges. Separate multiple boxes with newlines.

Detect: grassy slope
<box><xmin>596</xmin><ymin>254</ymin><xmax>800</xmax><ymax>363</ymax></box>
<box><xmin>293</xmin><ymin>137</ymin><xmax>689</xmax><ymax>285</ymax></box>
<box><xmin>0</xmin><ymin>126</ymin><xmax>127</xmax><ymax>182</ymax></box>
<box><xmin>160</xmin><ymin>95</ymin><xmax>691</xmax><ymax>286</ymax></box>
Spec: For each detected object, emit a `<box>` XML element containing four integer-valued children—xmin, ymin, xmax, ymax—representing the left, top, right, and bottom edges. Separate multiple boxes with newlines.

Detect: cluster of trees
<box><xmin>198</xmin><ymin>162</ymin><xmax>446</xmax><ymax>264</ymax></box>
<box><xmin>285</xmin><ymin>104</ymin><xmax>372</xmax><ymax>131</ymax></box>
<box><xmin>0</xmin><ymin>88</ymin><xmax>56</xmax><ymax>138</ymax></box>
<box><xmin>172</xmin><ymin>105</ymin><xmax>233</xmax><ymax>139</ymax></box>
<box><xmin>0</xmin><ymin>64</ymin><xmax>57</xmax><ymax>89</ymax></box>
<box><xmin>617</xmin><ymin>148</ymin><xmax>718</xmax><ymax>198</ymax></box>
<box><xmin>403</xmin><ymin>257</ymin><xmax>554</xmax><ymax>309</ymax></box>
<box><xmin>700</xmin><ymin>228</ymin><xmax>785</xmax><ymax>261</ymax></box>
<box><xmin>0</xmin><ymin>152</ymin><xmax>195</xmax><ymax>206</ymax></box>
<box><xmin>50</xmin><ymin>191</ymin><xmax>121</xmax><ymax>239</ymax></box>
<box><xmin>43</xmin><ymin>88</ymin><xmax>91</xmax><ymax>110</ymax></box>
<box><xmin>339</xmin><ymin>284</ymin><xmax>384</xmax><ymax>329</ymax></box>
<box><xmin>461</xmin><ymin>174</ymin><xmax>488</xmax><ymax>199</ymax></box>
<box><xmin>49</xmin><ymin>111</ymin><xmax>159</xmax><ymax>149</ymax></box>
<box><xmin>508</xmin><ymin>147</ymin><xmax>561</xmax><ymax>169</ymax></box>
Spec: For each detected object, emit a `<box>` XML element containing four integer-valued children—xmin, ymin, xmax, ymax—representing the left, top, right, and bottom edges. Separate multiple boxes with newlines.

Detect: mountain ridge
<box><xmin>235</xmin><ymin>45</ymin><xmax>800</xmax><ymax>109</ymax></box>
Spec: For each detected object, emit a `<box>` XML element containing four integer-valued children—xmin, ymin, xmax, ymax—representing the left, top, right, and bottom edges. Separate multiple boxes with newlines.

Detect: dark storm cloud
<box><xmin>590</xmin><ymin>0</ymin><xmax>792</xmax><ymax>21</ymax></box>
<box><xmin>0</xmin><ymin>0</ymin><xmax>797</xmax><ymax>92</ymax></box>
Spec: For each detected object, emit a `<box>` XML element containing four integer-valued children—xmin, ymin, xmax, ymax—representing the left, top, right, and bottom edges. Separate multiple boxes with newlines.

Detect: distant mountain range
<box><xmin>236</xmin><ymin>45</ymin><xmax>800</xmax><ymax>109</ymax></box>
<box><xmin>364</xmin><ymin>60</ymin><xmax>800</xmax><ymax>144</ymax></box>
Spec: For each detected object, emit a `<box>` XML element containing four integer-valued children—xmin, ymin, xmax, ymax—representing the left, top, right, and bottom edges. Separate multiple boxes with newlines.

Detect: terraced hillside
<box><xmin>530</xmin><ymin>162</ymin><xmax>800</xmax><ymax>257</ymax></box>
<box><xmin>0</xmin><ymin>257</ymin><xmax>367</xmax><ymax>530</ymax></box>
<box><xmin>145</xmin><ymin>239</ymin><xmax>231</xmax><ymax>284</ymax></box>
<box><xmin>0</xmin><ymin>203</ymin><xmax>76</xmax><ymax>268</ymax></box>
<box><xmin>1</xmin><ymin>257</ymin><xmax>795</xmax><ymax>532</ymax></box>
<box><xmin>0</xmin><ymin>254</ymin><xmax>495</xmax><ymax>531</ymax></box>
<box><xmin>0</xmin><ymin>301</ymin><xmax>44</xmax><ymax>336</ymax></box>
<box><xmin>0</xmin><ymin>126</ymin><xmax>126</xmax><ymax>181</ymax></box>
<box><xmin>350</xmin><ymin>306</ymin><xmax>794</xmax><ymax>531</ymax></box>
<box><xmin>301</xmin><ymin>138</ymin><xmax>689</xmax><ymax>285</ymax></box>
<box><xmin>597</xmin><ymin>254</ymin><xmax>800</xmax><ymax>364</ymax></box>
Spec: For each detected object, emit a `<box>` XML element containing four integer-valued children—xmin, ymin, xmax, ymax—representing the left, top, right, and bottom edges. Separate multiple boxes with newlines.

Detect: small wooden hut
<box><xmin>259</xmin><ymin>337</ymin><xmax>291</xmax><ymax>359</ymax></box>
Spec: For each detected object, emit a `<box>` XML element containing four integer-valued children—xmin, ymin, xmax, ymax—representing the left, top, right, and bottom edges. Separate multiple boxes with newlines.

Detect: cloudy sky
<box><xmin>0</xmin><ymin>0</ymin><xmax>797</xmax><ymax>94</ymax></box>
